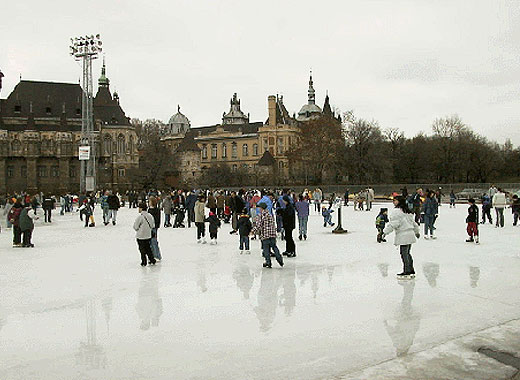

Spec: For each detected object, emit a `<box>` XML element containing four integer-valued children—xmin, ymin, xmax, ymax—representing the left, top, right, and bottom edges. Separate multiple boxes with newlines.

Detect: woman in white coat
<box><xmin>384</xmin><ymin>196</ymin><xmax>420</xmax><ymax>277</ymax></box>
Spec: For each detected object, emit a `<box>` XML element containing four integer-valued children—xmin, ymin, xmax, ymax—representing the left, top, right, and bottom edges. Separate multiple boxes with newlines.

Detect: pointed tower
<box><xmin>297</xmin><ymin>71</ymin><xmax>322</xmax><ymax>121</ymax></box>
<box><xmin>98</xmin><ymin>57</ymin><xmax>110</xmax><ymax>88</ymax></box>
<box><xmin>307</xmin><ymin>71</ymin><xmax>316</xmax><ymax>105</ymax></box>
<box><xmin>322</xmin><ymin>91</ymin><xmax>332</xmax><ymax>117</ymax></box>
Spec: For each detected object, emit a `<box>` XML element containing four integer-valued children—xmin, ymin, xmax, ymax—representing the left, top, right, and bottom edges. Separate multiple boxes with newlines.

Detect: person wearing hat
<box><xmin>253</xmin><ymin>202</ymin><xmax>284</xmax><ymax>268</ymax></box>
<box><xmin>133</xmin><ymin>202</ymin><xmax>156</xmax><ymax>267</ymax></box>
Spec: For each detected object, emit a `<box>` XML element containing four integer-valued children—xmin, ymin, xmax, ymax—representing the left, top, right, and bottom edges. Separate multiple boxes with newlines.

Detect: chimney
<box><xmin>268</xmin><ymin>95</ymin><xmax>276</xmax><ymax>127</ymax></box>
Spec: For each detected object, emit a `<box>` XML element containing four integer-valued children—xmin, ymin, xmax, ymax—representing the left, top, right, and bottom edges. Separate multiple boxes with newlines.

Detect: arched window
<box><xmin>231</xmin><ymin>142</ymin><xmax>237</xmax><ymax>158</ymax></box>
<box><xmin>128</xmin><ymin>135</ymin><xmax>134</xmax><ymax>153</ymax></box>
<box><xmin>117</xmin><ymin>134</ymin><xmax>125</xmax><ymax>155</ymax></box>
<box><xmin>242</xmin><ymin>144</ymin><xmax>248</xmax><ymax>156</ymax></box>
<box><xmin>202</xmin><ymin>145</ymin><xmax>208</xmax><ymax>159</ymax></box>
<box><xmin>253</xmin><ymin>144</ymin><xmax>258</xmax><ymax>156</ymax></box>
<box><xmin>211</xmin><ymin>144</ymin><xmax>217</xmax><ymax>159</ymax></box>
<box><xmin>11</xmin><ymin>139</ymin><xmax>21</xmax><ymax>154</ymax></box>
<box><xmin>222</xmin><ymin>143</ymin><xmax>227</xmax><ymax>158</ymax></box>
<box><xmin>103</xmin><ymin>135</ymin><xmax>112</xmax><ymax>155</ymax></box>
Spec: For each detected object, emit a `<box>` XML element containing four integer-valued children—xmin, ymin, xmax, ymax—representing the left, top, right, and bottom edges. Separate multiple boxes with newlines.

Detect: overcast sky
<box><xmin>2</xmin><ymin>0</ymin><xmax>520</xmax><ymax>144</ymax></box>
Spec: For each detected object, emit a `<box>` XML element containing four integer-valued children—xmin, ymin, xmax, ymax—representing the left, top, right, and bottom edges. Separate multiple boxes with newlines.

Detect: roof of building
<box><xmin>168</xmin><ymin>105</ymin><xmax>190</xmax><ymax>125</ymax></box>
<box><xmin>191</xmin><ymin>121</ymin><xmax>263</xmax><ymax>136</ymax></box>
<box><xmin>176</xmin><ymin>131</ymin><xmax>201</xmax><ymax>152</ymax></box>
<box><xmin>257</xmin><ymin>150</ymin><xmax>276</xmax><ymax>166</ymax></box>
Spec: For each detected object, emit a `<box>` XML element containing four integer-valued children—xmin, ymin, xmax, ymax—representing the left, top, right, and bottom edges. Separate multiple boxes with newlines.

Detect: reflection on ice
<box><xmin>378</xmin><ymin>263</ymin><xmax>389</xmax><ymax>278</ymax></box>
<box><xmin>384</xmin><ymin>280</ymin><xmax>421</xmax><ymax>357</ymax></box>
<box><xmin>75</xmin><ymin>299</ymin><xmax>107</xmax><ymax>369</ymax></box>
<box><xmin>469</xmin><ymin>266</ymin><xmax>480</xmax><ymax>288</ymax></box>
<box><xmin>136</xmin><ymin>265</ymin><xmax>163</xmax><ymax>330</ymax></box>
<box><xmin>423</xmin><ymin>262</ymin><xmax>440</xmax><ymax>288</ymax></box>
<box><xmin>233</xmin><ymin>263</ymin><xmax>255</xmax><ymax>300</ymax></box>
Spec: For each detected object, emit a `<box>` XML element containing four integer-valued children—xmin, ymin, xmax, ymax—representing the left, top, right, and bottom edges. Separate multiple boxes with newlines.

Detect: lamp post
<box><xmin>332</xmin><ymin>202</ymin><xmax>348</xmax><ymax>234</ymax></box>
<box><xmin>70</xmin><ymin>34</ymin><xmax>102</xmax><ymax>194</ymax></box>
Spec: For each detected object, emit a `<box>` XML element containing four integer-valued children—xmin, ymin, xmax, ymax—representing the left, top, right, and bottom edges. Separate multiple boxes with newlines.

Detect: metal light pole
<box><xmin>70</xmin><ymin>34</ymin><xmax>102</xmax><ymax>194</ymax></box>
<box><xmin>332</xmin><ymin>203</ymin><xmax>348</xmax><ymax>234</ymax></box>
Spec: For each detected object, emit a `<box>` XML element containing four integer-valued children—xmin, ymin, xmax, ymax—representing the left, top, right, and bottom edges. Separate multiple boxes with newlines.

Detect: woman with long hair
<box><xmin>384</xmin><ymin>196</ymin><xmax>420</xmax><ymax>278</ymax></box>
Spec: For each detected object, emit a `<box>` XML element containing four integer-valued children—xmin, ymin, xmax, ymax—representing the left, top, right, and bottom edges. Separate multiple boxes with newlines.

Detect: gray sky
<box><xmin>2</xmin><ymin>0</ymin><xmax>520</xmax><ymax>144</ymax></box>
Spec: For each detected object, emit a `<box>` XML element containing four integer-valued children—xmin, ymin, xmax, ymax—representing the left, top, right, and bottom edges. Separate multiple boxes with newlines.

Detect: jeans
<box><xmin>261</xmin><ymin>238</ymin><xmax>282</xmax><ymax>267</ymax></box>
<box><xmin>298</xmin><ymin>216</ymin><xmax>308</xmax><ymax>236</ymax></box>
<box><xmin>188</xmin><ymin>209</ymin><xmax>195</xmax><ymax>227</ymax></box>
<box><xmin>137</xmin><ymin>238</ymin><xmax>155</xmax><ymax>265</ymax></box>
<box><xmin>314</xmin><ymin>201</ymin><xmax>321</xmax><ymax>213</ymax></box>
<box><xmin>13</xmin><ymin>226</ymin><xmax>22</xmax><ymax>244</ymax></box>
<box><xmin>323</xmin><ymin>215</ymin><xmax>333</xmax><ymax>226</ymax></box>
<box><xmin>196</xmin><ymin>222</ymin><xmax>205</xmax><ymax>239</ymax></box>
<box><xmin>482</xmin><ymin>206</ymin><xmax>492</xmax><ymax>223</ymax></box>
<box><xmin>109</xmin><ymin>209</ymin><xmax>118</xmax><ymax>223</ymax></box>
<box><xmin>150</xmin><ymin>228</ymin><xmax>161</xmax><ymax>260</ymax></box>
<box><xmin>164</xmin><ymin>214</ymin><xmax>171</xmax><ymax>226</ymax></box>
<box><xmin>423</xmin><ymin>214</ymin><xmax>435</xmax><ymax>236</ymax></box>
<box><xmin>285</xmin><ymin>228</ymin><xmax>295</xmax><ymax>254</ymax></box>
<box><xmin>399</xmin><ymin>244</ymin><xmax>414</xmax><ymax>274</ymax></box>
<box><xmin>102</xmin><ymin>208</ymin><xmax>110</xmax><ymax>223</ymax></box>
<box><xmin>239</xmin><ymin>235</ymin><xmax>250</xmax><ymax>250</ymax></box>
<box><xmin>495</xmin><ymin>208</ymin><xmax>504</xmax><ymax>227</ymax></box>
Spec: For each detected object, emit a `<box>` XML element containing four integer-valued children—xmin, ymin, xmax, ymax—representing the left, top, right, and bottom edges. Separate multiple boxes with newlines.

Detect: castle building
<box><xmin>0</xmin><ymin>61</ymin><xmax>138</xmax><ymax>195</ymax></box>
<box><xmin>162</xmin><ymin>73</ymin><xmax>337</xmax><ymax>186</ymax></box>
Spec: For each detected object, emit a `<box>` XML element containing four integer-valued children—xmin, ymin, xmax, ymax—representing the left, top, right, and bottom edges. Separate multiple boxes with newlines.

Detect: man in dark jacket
<box><xmin>185</xmin><ymin>191</ymin><xmax>197</xmax><ymax>228</ymax></box>
<box><xmin>19</xmin><ymin>205</ymin><xmax>38</xmax><ymax>247</ymax></box>
<box><xmin>8</xmin><ymin>199</ymin><xmax>23</xmax><ymax>247</ymax></box>
<box><xmin>42</xmin><ymin>195</ymin><xmax>55</xmax><ymax>223</ymax></box>
<box><xmin>107</xmin><ymin>192</ymin><xmax>120</xmax><ymax>225</ymax></box>
<box><xmin>277</xmin><ymin>195</ymin><xmax>296</xmax><ymax>257</ymax></box>
<box><xmin>229</xmin><ymin>191</ymin><xmax>245</xmax><ymax>234</ymax></box>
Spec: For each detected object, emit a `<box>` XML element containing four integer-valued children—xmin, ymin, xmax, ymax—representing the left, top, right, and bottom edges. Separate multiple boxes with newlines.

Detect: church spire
<box><xmin>307</xmin><ymin>70</ymin><xmax>315</xmax><ymax>105</ymax></box>
<box><xmin>98</xmin><ymin>56</ymin><xmax>110</xmax><ymax>88</ymax></box>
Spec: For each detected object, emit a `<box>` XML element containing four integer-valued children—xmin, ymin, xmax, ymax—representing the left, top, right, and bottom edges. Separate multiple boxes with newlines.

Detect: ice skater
<box><xmin>322</xmin><ymin>205</ymin><xmax>335</xmax><ymax>227</ymax></box>
<box><xmin>466</xmin><ymin>198</ymin><xmax>480</xmax><ymax>244</ymax></box>
<box><xmin>383</xmin><ymin>196</ymin><xmax>420</xmax><ymax>279</ymax></box>
<box><xmin>237</xmin><ymin>208</ymin><xmax>252</xmax><ymax>253</ymax></box>
<box><xmin>194</xmin><ymin>195</ymin><xmax>207</xmax><ymax>244</ymax></box>
<box><xmin>253</xmin><ymin>202</ymin><xmax>283</xmax><ymax>268</ymax></box>
<box><xmin>375</xmin><ymin>207</ymin><xmax>388</xmax><ymax>243</ymax></box>
<box><xmin>204</xmin><ymin>210</ymin><xmax>221</xmax><ymax>245</ymax></box>
<box><xmin>133</xmin><ymin>202</ymin><xmax>156</xmax><ymax>267</ymax></box>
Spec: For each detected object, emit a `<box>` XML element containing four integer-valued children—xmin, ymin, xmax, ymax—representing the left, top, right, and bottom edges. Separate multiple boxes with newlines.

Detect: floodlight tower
<box><xmin>69</xmin><ymin>34</ymin><xmax>102</xmax><ymax>193</ymax></box>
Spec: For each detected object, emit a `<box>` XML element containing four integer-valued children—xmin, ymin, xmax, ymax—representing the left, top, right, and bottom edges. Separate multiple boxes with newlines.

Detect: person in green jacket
<box><xmin>19</xmin><ymin>204</ymin><xmax>39</xmax><ymax>247</ymax></box>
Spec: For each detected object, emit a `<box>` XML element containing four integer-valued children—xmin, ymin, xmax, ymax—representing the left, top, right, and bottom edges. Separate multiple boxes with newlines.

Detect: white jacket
<box><xmin>492</xmin><ymin>192</ymin><xmax>507</xmax><ymax>208</ymax></box>
<box><xmin>384</xmin><ymin>208</ymin><xmax>420</xmax><ymax>246</ymax></box>
<box><xmin>133</xmin><ymin>211</ymin><xmax>155</xmax><ymax>240</ymax></box>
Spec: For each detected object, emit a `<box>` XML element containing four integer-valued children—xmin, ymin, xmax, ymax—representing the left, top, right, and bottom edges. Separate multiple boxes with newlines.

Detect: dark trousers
<box><xmin>239</xmin><ymin>235</ymin><xmax>250</xmax><ymax>250</ymax></box>
<box><xmin>217</xmin><ymin>207</ymin><xmax>224</xmax><ymax>218</ymax></box>
<box><xmin>495</xmin><ymin>208</ymin><xmax>504</xmax><ymax>227</ymax></box>
<box><xmin>514</xmin><ymin>212</ymin><xmax>519</xmax><ymax>226</ymax></box>
<box><xmin>482</xmin><ymin>207</ymin><xmax>492</xmax><ymax>223</ymax></box>
<box><xmin>196</xmin><ymin>222</ymin><xmax>205</xmax><ymax>239</ymax></box>
<box><xmin>13</xmin><ymin>226</ymin><xmax>22</xmax><ymax>244</ymax></box>
<box><xmin>188</xmin><ymin>209</ymin><xmax>195</xmax><ymax>227</ymax></box>
<box><xmin>137</xmin><ymin>238</ymin><xmax>155</xmax><ymax>265</ymax></box>
<box><xmin>44</xmin><ymin>209</ymin><xmax>52</xmax><ymax>223</ymax></box>
<box><xmin>22</xmin><ymin>229</ymin><xmax>33</xmax><ymax>246</ymax></box>
<box><xmin>209</xmin><ymin>230</ymin><xmax>217</xmax><ymax>239</ymax></box>
<box><xmin>285</xmin><ymin>228</ymin><xmax>295</xmax><ymax>254</ymax></box>
<box><xmin>377</xmin><ymin>227</ymin><xmax>384</xmax><ymax>242</ymax></box>
<box><xmin>399</xmin><ymin>244</ymin><xmax>414</xmax><ymax>274</ymax></box>
<box><xmin>261</xmin><ymin>238</ymin><xmax>282</xmax><ymax>267</ymax></box>
<box><xmin>413</xmin><ymin>206</ymin><xmax>421</xmax><ymax>224</ymax></box>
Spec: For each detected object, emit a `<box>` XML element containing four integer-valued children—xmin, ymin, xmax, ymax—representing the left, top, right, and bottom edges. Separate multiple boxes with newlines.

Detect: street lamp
<box><xmin>70</xmin><ymin>34</ymin><xmax>102</xmax><ymax>194</ymax></box>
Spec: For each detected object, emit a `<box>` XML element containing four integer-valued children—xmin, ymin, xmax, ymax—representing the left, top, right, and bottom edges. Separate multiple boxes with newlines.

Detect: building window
<box><xmin>76</xmin><ymin>108</ymin><xmax>81</xmax><ymax>116</ymax></box>
<box><xmin>45</xmin><ymin>107</ymin><xmax>52</xmax><ymax>115</ymax></box>
<box><xmin>7</xmin><ymin>166</ymin><xmax>14</xmax><ymax>178</ymax></box>
<box><xmin>279</xmin><ymin>161</ymin><xmax>284</xmax><ymax>169</ymax></box>
<box><xmin>11</xmin><ymin>139</ymin><xmax>21</xmax><ymax>153</ymax></box>
<box><xmin>21</xmin><ymin>166</ymin><xmax>27</xmax><ymax>178</ymax></box>
<box><xmin>277</xmin><ymin>137</ymin><xmax>284</xmax><ymax>154</ymax></box>
<box><xmin>232</xmin><ymin>164</ymin><xmax>237</xmax><ymax>172</ymax></box>
<box><xmin>14</xmin><ymin>105</ymin><xmax>21</xmax><ymax>113</ymax></box>
<box><xmin>69</xmin><ymin>166</ymin><xmax>76</xmax><ymax>178</ymax></box>
<box><xmin>117</xmin><ymin>134</ymin><xmax>125</xmax><ymax>155</ymax></box>
<box><xmin>253</xmin><ymin>144</ymin><xmax>258</xmax><ymax>156</ymax></box>
<box><xmin>222</xmin><ymin>143</ymin><xmax>227</xmax><ymax>158</ymax></box>
<box><xmin>37</xmin><ymin>166</ymin><xmax>47</xmax><ymax>178</ymax></box>
<box><xmin>128</xmin><ymin>135</ymin><xmax>134</xmax><ymax>153</ymax></box>
<box><xmin>231</xmin><ymin>143</ymin><xmax>237</xmax><ymax>158</ymax></box>
<box><xmin>242</xmin><ymin>144</ymin><xmax>248</xmax><ymax>156</ymax></box>
<box><xmin>269</xmin><ymin>137</ymin><xmax>275</xmax><ymax>145</ymax></box>
<box><xmin>211</xmin><ymin>144</ymin><xmax>217</xmax><ymax>159</ymax></box>
<box><xmin>202</xmin><ymin>145</ymin><xmax>208</xmax><ymax>159</ymax></box>
<box><xmin>103</xmin><ymin>135</ymin><xmax>112</xmax><ymax>155</ymax></box>
<box><xmin>263</xmin><ymin>138</ymin><xmax>268</xmax><ymax>151</ymax></box>
<box><xmin>118</xmin><ymin>168</ymin><xmax>126</xmax><ymax>177</ymax></box>
<box><xmin>51</xmin><ymin>166</ymin><xmax>60</xmax><ymax>177</ymax></box>
<box><xmin>242</xmin><ymin>164</ymin><xmax>248</xmax><ymax>169</ymax></box>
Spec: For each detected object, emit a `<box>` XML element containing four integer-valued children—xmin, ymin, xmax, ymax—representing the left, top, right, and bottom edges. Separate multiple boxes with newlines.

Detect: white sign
<box><xmin>79</xmin><ymin>146</ymin><xmax>90</xmax><ymax>160</ymax></box>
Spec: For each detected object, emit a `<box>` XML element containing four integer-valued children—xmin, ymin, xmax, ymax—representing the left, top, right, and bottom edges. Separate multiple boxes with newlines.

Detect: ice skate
<box><xmin>240</xmin><ymin>249</ymin><xmax>244</xmax><ymax>254</ymax></box>
<box><xmin>304</xmin><ymin>235</ymin><xmax>307</xmax><ymax>240</ymax></box>
<box><xmin>197</xmin><ymin>239</ymin><xmax>202</xmax><ymax>244</ymax></box>
<box><xmin>424</xmin><ymin>235</ymin><xmax>429</xmax><ymax>240</ymax></box>
<box><xmin>299</xmin><ymin>234</ymin><xmax>302</xmax><ymax>241</ymax></box>
<box><xmin>474</xmin><ymin>236</ymin><xmax>480</xmax><ymax>244</ymax></box>
<box><xmin>466</xmin><ymin>237</ymin><xmax>474</xmax><ymax>243</ymax></box>
<box><xmin>202</xmin><ymin>238</ymin><xmax>207</xmax><ymax>244</ymax></box>
<box><xmin>245</xmin><ymin>250</ymin><xmax>251</xmax><ymax>254</ymax></box>
<box><xmin>263</xmin><ymin>262</ymin><xmax>272</xmax><ymax>268</ymax></box>
<box><xmin>430</xmin><ymin>234</ymin><xmax>437</xmax><ymax>240</ymax></box>
<box><xmin>397</xmin><ymin>272</ymin><xmax>415</xmax><ymax>280</ymax></box>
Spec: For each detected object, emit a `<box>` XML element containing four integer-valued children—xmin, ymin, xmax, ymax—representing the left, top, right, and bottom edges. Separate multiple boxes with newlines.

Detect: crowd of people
<box><xmin>2</xmin><ymin>184</ymin><xmax>520</xmax><ymax>277</ymax></box>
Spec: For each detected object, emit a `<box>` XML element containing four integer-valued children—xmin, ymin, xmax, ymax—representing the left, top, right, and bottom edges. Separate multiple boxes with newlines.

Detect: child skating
<box><xmin>205</xmin><ymin>210</ymin><xmax>221</xmax><ymax>245</ymax></box>
<box><xmin>237</xmin><ymin>208</ymin><xmax>252</xmax><ymax>254</ymax></box>
<box><xmin>466</xmin><ymin>198</ymin><xmax>480</xmax><ymax>244</ymax></box>
<box><xmin>375</xmin><ymin>208</ymin><xmax>388</xmax><ymax>243</ymax></box>
<box><xmin>322</xmin><ymin>206</ymin><xmax>335</xmax><ymax>227</ymax></box>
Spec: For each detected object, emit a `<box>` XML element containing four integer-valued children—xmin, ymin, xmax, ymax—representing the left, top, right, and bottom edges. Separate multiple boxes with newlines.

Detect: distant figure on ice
<box><xmin>195</xmin><ymin>194</ymin><xmax>207</xmax><ymax>244</ymax></box>
<box><xmin>19</xmin><ymin>203</ymin><xmax>38</xmax><ymax>247</ymax></box>
<box><xmin>481</xmin><ymin>194</ymin><xmax>492</xmax><ymax>224</ymax></box>
<box><xmin>383</xmin><ymin>196</ymin><xmax>420</xmax><ymax>278</ymax></box>
<box><xmin>449</xmin><ymin>190</ymin><xmax>456</xmax><ymax>208</ymax></box>
<box><xmin>295</xmin><ymin>195</ymin><xmax>310</xmax><ymax>241</ymax></box>
<box><xmin>492</xmin><ymin>188</ymin><xmax>507</xmax><ymax>228</ymax></box>
<box><xmin>253</xmin><ymin>202</ymin><xmax>284</xmax><ymax>269</ymax></box>
<box><xmin>422</xmin><ymin>191</ymin><xmax>438</xmax><ymax>240</ymax></box>
<box><xmin>322</xmin><ymin>205</ymin><xmax>335</xmax><ymax>227</ymax></box>
<box><xmin>466</xmin><ymin>198</ymin><xmax>480</xmax><ymax>244</ymax></box>
<box><xmin>204</xmin><ymin>210</ymin><xmax>221</xmax><ymax>245</ymax></box>
<box><xmin>133</xmin><ymin>202</ymin><xmax>156</xmax><ymax>267</ymax></box>
<box><xmin>511</xmin><ymin>194</ymin><xmax>520</xmax><ymax>226</ymax></box>
<box><xmin>237</xmin><ymin>208</ymin><xmax>252</xmax><ymax>254</ymax></box>
<box><xmin>375</xmin><ymin>208</ymin><xmax>388</xmax><ymax>243</ymax></box>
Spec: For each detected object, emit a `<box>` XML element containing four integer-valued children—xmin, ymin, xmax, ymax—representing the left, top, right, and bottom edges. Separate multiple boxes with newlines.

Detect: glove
<box><xmin>415</xmin><ymin>233</ymin><xmax>420</xmax><ymax>238</ymax></box>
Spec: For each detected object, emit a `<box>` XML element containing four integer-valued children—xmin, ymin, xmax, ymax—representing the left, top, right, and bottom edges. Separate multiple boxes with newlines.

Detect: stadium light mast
<box><xmin>69</xmin><ymin>34</ymin><xmax>102</xmax><ymax>194</ymax></box>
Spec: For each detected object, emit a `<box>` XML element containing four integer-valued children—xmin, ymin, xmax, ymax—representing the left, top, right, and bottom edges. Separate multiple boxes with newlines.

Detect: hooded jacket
<box><xmin>383</xmin><ymin>208</ymin><xmax>420</xmax><ymax>246</ymax></box>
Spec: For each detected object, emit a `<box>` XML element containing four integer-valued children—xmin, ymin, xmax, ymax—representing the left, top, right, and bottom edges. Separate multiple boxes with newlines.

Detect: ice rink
<box><xmin>1</xmin><ymin>202</ymin><xmax>520</xmax><ymax>380</ymax></box>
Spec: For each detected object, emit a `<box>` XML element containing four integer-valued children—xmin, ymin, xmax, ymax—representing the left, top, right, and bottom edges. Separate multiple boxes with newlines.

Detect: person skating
<box><xmin>148</xmin><ymin>196</ymin><xmax>162</xmax><ymax>260</ymax></box>
<box><xmin>253</xmin><ymin>202</ymin><xmax>283</xmax><ymax>268</ymax></box>
<box><xmin>322</xmin><ymin>205</ymin><xmax>335</xmax><ymax>227</ymax></box>
<box><xmin>511</xmin><ymin>194</ymin><xmax>520</xmax><ymax>226</ymax></box>
<box><xmin>449</xmin><ymin>190</ymin><xmax>456</xmax><ymax>208</ymax></box>
<box><xmin>19</xmin><ymin>203</ymin><xmax>38</xmax><ymax>247</ymax></box>
<box><xmin>466</xmin><ymin>198</ymin><xmax>480</xmax><ymax>244</ymax></box>
<box><xmin>295</xmin><ymin>195</ymin><xmax>310</xmax><ymax>240</ymax></box>
<box><xmin>481</xmin><ymin>194</ymin><xmax>492</xmax><ymax>224</ymax></box>
<box><xmin>133</xmin><ymin>202</ymin><xmax>156</xmax><ymax>267</ymax></box>
<box><xmin>237</xmin><ymin>208</ymin><xmax>252</xmax><ymax>253</ymax></box>
<box><xmin>422</xmin><ymin>191</ymin><xmax>438</xmax><ymax>239</ymax></box>
<box><xmin>205</xmin><ymin>210</ymin><xmax>221</xmax><ymax>245</ymax></box>
<box><xmin>8</xmin><ymin>198</ymin><xmax>23</xmax><ymax>247</ymax></box>
<box><xmin>492</xmin><ymin>188</ymin><xmax>507</xmax><ymax>228</ymax></box>
<box><xmin>42</xmin><ymin>195</ymin><xmax>55</xmax><ymax>223</ymax></box>
<box><xmin>79</xmin><ymin>199</ymin><xmax>95</xmax><ymax>227</ymax></box>
<box><xmin>107</xmin><ymin>191</ymin><xmax>120</xmax><ymax>225</ymax></box>
<box><xmin>375</xmin><ymin>208</ymin><xmax>388</xmax><ymax>243</ymax></box>
<box><xmin>383</xmin><ymin>196</ymin><xmax>420</xmax><ymax>278</ymax></box>
<box><xmin>162</xmin><ymin>195</ymin><xmax>173</xmax><ymax>227</ymax></box>
<box><xmin>101</xmin><ymin>191</ymin><xmax>110</xmax><ymax>225</ymax></box>
<box><xmin>194</xmin><ymin>195</ymin><xmax>207</xmax><ymax>243</ymax></box>
<box><xmin>185</xmin><ymin>191</ymin><xmax>197</xmax><ymax>228</ymax></box>
<box><xmin>277</xmin><ymin>195</ymin><xmax>296</xmax><ymax>257</ymax></box>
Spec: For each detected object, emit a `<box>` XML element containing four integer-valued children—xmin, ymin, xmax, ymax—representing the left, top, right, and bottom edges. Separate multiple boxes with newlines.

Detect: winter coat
<box><xmin>216</xmin><ymin>195</ymin><xmax>225</xmax><ymax>208</ymax></box>
<box><xmin>375</xmin><ymin>213</ymin><xmax>388</xmax><ymax>229</ymax></box>
<box><xmin>466</xmin><ymin>205</ymin><xmax>479</xmax><ymax>223</ymax></box>
<box><xmin>100</xmin><ymin>195</ymin><xmax>109</xmax><ymax>209</ymax></box>
<box><xmin>383</xmin><ymin>208</ymin><xmax>420</xmax><ymax>246</ymax></box>
<box><xmin>204</xmin><ymin>213</ymin><xmax>221</xmax><ymax>233</ymax></box>
<box><xmin>512</xmin><ymin>199</ymin><xmax>520</xmax><ymax>214</ymax></box>
<box><xmin>422</xmin><ymin>197</ymin><xmax>439</xmax><ymax>216</ymax></box>
<box><xmin>19</xmin><ymin>207</ymin><xmax>38</xmax><ymax>231</ymax></box>
<box><xmin>185</xmin><ymin>194</ymin><xmax>197</xmax><ymax>211</ymax></box>
<box><xmin>231</xmin><ymin>196</ymin><xmax>245</xmax><ymax>213</ymax></box>
<box><xmin>492</xmin><ymin>192</ymin><xmax>507</xmax><ymax>208</ymax></box>
<box><xmin>194</xmin><ymin>200</ymin><xmax>206</xmax><ymax>223</ymax></box>
<box><xmin>313</xmin><ymin>190</ymin><xmax>322</xmax><ymax>201</ymax></box>
<box><xmin>257</xmin><ymin>195</ymin><xmax>273</xmax><ymax>215</ymax></box>
<box><xmin>367</xmin><ymin>188</ymin><xmax>375</xmax><ymax>202</ymax></box>
<box><xmin>277</xmin><ymin>202</ymin><xmax>296</xmax><ymax>231</ymax></box>
<box><xmin>107</xmin><ymin>195</ymin><xmax>120</xmax><ymax>210</ymax></box>
<box><xmin>8</xmin><ymin>203</ymin><xmax>23</xmax><ymax>227</ymax></box>
<box><xmin>237</xmin><ymin>214</ymin><xmax>252</xmax><ymax>236</ymax></box>
<box><xmin>294</xmin><ymin>200</ymin><xmax>310</xmax><ymax>218</ymax></box>
<box><xmin>133</xmin><ymin>211</ymin><xmax>155</xmax><ymax>240</ymax></box>
<box><xmin>207</xmin><ymin>195</ymin><xmax>217</xmax><ymax>209</ymax></box>
<box><xmin>148</xmin><ymin>207</ymin><xmax>161</xmax><ymax>229</ymax></box>
<box><xmin>42</xmin><ymin>197</ymin><xmax>55</xmax><ymax>210</ymax></box>
<box><xmin>162</xmin><ymin>197</ymin><xmax>173</xmax><ymax>215</ymax></box>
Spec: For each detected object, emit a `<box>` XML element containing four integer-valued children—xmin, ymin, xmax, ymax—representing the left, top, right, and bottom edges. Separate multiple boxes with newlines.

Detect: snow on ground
<box><xmin>0</xmin><ymin>202</ymin><xmax>519</xmax><ymax>380</ymax></box>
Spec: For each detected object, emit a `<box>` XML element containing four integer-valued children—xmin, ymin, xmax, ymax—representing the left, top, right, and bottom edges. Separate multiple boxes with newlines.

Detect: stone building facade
<box><xmin>162</xmin><ymin>74</ymin><xmax>338</xmax><ymax>186</ymax></box>
<box><xmin>0</xmin><ymin>63</ymin><xmax>138</xmax><ymax>195</ymax></box>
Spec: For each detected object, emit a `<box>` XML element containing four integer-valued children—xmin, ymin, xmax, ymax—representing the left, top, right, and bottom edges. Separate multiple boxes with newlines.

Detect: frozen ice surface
<box><xmin>1</xmin><ymin>203</ymin><xmax>520</xmax><ymax>380</ymax></box>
